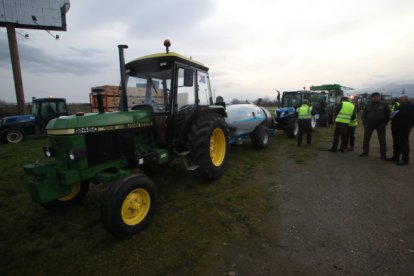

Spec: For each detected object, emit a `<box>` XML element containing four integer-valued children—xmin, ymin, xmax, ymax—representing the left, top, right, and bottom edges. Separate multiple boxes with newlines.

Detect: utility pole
<box><xmin>6</xmin><ymin>26</ymin><xmax>25</xmax><ymax>114</ymax></box>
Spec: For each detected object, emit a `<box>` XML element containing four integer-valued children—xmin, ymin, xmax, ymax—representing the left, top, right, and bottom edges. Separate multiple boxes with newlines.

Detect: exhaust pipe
<box><xmin>118</xmin><ymin>45</ymin><xmax>128</xmax><ymax>112</ymax></box>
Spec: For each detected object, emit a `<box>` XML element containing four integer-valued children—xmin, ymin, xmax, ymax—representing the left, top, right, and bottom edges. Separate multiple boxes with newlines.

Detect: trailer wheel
<box><xmin>3</xmin><ymin>128</ymin><xmax>25</xmax><ymax>144</ymax></box>
<box><xmin>286</xmin><ymin>117</ymin><xmax>298</xmax><ymax>138</ymax></box>
<box><xmin>101</xmin><ymin>174</ymin><xmax>157</xmax><ymax>238</ymax></box>
<box><xmin>186</xmin><ymin>113</ymin><xmax>229</xmax><ymax>180</ymax></box>
<box><xmin>41</xmin><ymin>181</ymin><xmax>90</xmax><ymax>210</ymax></box>
<box><xmin>250</xmin><ymin>125</ymin><xmax>269</xmax><ymax>149</ymax></box>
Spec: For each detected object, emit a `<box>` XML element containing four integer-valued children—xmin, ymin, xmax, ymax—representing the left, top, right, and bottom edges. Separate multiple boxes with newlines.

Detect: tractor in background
<box><xmin>310</xmin><ymin>84</ymin><xmax>351</xmax><ymax>126</ymax></box>
<box><xmin>23</xmin><ymin>40</ymin><xmax>273</xmax><ymax>238</ymax></box>
<box><xmin>274</xmin><ymin>90</ymin><xmax>317</xmax><ymax>138</ymax></box>
<box><xmin>1</xmin><ymin>97</ymin><xmax>68</xmax><ymax>143</ymax></box>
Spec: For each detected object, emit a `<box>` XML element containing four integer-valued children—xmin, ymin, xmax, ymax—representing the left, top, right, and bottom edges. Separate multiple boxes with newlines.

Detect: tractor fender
<box><xmin>177</xmin><ymin>108</ymin><xmax>226</xmax><ymax>149</ymax></box>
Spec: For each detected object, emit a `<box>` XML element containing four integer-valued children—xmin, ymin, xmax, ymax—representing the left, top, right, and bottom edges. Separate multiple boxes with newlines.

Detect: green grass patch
<box><xmin>0</xmin><ymin>137</ymin><xmax>276</xmax><ymax>275</ymax></box>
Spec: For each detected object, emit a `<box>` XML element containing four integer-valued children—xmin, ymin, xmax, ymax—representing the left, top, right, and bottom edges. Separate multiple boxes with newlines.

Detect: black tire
<box><xmin>286</xmin><ymin>117</ymin><xmax>298</xmax><ymax>138</ymax></box>
<box><xmin>101</xmin><ymin>174</ymin><xmax>157</xmax><ymax>238</ymax></box>
<box><xmin>311</xmin><ymin>115</ymin><xmax>317</xmax><ymax>132</ymax></box>
<box><xmin>2</xmin><ymin>128</ymin><xmax>25</xmax><ymax>144</ymax></box>
<box><xmin>41</xmin><ymin>181</ymin><xmax>90</xmax><ymax>210</ymax></box>
<box><xmin>319</xmin><ymin>113</ymin><xmax>328</xmax><ymax>127</ymax></box>
<box><xmin>250</xmin><ymin>125</ymin><xmax>269</xmax><ymax>149</ymax></box>
<box><xmin>186</xmin><ymin>112</ymin><xmax>229</xmax><ymax>180</ymax></box>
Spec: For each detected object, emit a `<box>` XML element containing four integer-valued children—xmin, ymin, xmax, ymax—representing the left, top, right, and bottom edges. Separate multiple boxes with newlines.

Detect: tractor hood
<box><xmin>46</xmin><ymin>110</ymin><xmax>152</xmax><ymax>135</ymax></box>
<box><xmin>275</xmin><ymin>107</ymin><xmax>296</xmax><ymax>119</ymax></box>
<box><xmin>1</xmin><ymin>114</ymin><xmax>36</xmax><ymax>127</ymax></box>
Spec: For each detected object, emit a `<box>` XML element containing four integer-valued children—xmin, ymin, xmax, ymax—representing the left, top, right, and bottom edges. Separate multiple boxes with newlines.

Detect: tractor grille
<box><xmin>85</xmin><ymin>130</ymin><xmax>136</xmax><ymax>166</ymax></box>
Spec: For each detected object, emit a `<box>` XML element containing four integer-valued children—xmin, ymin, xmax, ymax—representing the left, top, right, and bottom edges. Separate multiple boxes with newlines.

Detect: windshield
<box><xmin>31</xmin><ymin>101</ymin><xmax>39</xmax><ymax>115</ymax></box>
<box><xmin>126</xmin><ymin>69</ymin><xmax>172</xmax><ymax>112</ymax></box>
<box><xmin>282</xmin><ymin>93</ymin><xmax>302</xmax><ymax>108</ymax></box>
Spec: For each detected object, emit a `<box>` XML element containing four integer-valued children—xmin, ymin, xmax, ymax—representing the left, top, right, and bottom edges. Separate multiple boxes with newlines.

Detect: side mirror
<box><xmin>183</xmin><ymin>68</ymin><xmax>194</xmax><ymax>87</ymax></box>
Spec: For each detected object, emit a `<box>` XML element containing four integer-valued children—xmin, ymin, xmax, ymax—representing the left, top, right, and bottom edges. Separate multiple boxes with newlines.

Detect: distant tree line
<box><xmin>230</xmin><ymin>97</ymin><xmax>278</xmax><ymax>106</ymax></box>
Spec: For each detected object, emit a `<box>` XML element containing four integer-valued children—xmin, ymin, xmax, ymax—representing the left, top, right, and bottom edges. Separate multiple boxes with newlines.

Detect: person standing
<box><xmin>297</xmin><ymin>99</ymin><xmax>313</xmax><ymax>147</ymax></box>
<box><xmin>347</xmin><ymin>98</ymin><xmax>359</xmax><ymax>151</ymax></box>
<box><xmin>386</xmin><ymin>95</ymin><xmax>414</xmax><ymax>165</ymax></box>
<box><xmin>391</xmin><ymin>98</ymin><xmax>400</xmax><ymax>112</ymax></box>
<box><xmin>360</xmin><ymin>92</ymin><xmax>390</xmax><ymax>159</ymax></box>
<box><xmin>328</xmin><ymin>97</ymin><xmax>355</xmax><ymax>152</ymax></box>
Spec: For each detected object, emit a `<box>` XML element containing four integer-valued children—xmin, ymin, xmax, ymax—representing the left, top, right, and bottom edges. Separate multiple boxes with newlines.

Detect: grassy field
<box><xmin>0</xmin><ymin>131</ymin><xmax>298</xmax><ymax>275</ymax></box>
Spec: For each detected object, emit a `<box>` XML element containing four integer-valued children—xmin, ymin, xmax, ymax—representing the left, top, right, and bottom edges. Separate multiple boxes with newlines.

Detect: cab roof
<box><xmin>126</xmin><ymin>52</ymin><xmax>209</xmax><ymax>72</ymax></box>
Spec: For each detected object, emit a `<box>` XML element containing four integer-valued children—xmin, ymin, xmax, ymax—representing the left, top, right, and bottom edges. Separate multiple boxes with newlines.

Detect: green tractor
<box><xmin>310</xmin><ymin>84</ymin><xmax>350</xmax><ymax>126</ymax></box>
<box><xmin>23</xmin><ymin>41</ymin><xmax>229</xmax><ymax>238</ymax></box>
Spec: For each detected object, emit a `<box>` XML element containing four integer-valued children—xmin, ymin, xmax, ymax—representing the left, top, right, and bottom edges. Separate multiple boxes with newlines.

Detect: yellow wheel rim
<box><xmin>58</xmin><ymin>183</ymin><xmax>81</xmax><ymax>201</ymax></box>
<box><xmin>121</xmin><ymin>188</ymin><xmax>151</xmax><ymax>226</ymax></box>
<box><xmin>210</xmin><ymin>128</ymin><xmax>226</xmax><ymax>167</ymax></box>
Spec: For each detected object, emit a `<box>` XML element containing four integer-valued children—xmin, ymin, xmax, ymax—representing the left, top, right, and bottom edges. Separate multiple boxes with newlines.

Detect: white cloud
<box><xmin>1</xmin><ymin>0</ymin><xmax>414</xmax><ymax>103</ymax></box>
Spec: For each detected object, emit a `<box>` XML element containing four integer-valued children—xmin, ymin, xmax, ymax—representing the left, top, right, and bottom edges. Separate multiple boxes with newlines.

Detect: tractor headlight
<box><xmin>68</xmin><ymin>150</ymin><xmax>76</xmax><ymax>160</ymax></box>
<box><xmin>43</xmin><ymin>146</ymin><xmax>54</xmax><ymax>158</ymax></box>
<box><xmin>67</xmin><ymin>148</ymin><xmax>86</xmax><ymax>161</ymax></box>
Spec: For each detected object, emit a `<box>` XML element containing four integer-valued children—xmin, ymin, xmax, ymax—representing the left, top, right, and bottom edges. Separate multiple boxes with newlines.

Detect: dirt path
<box><xmin>202</xmin><ymin>125</ymin><xmax>414</xmax><ymax>275</ymax></box>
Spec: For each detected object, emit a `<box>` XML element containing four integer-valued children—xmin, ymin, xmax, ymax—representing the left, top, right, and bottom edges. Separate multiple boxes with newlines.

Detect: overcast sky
<box><xmin>1</xmin><ymin>0</ymin><xmax>414</xmax><ymax>103</ymax></box>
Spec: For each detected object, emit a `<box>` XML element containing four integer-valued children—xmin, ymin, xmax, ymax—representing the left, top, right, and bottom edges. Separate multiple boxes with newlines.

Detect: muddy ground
<box><xmin>1</xmin><ymin>123</ymin><xmax>413</xmax><ymax>275</ymax></box>
<box><xmin>197</xmin><ymin>125</ymin><xmax>414</xmax><ymax>275</ymax></box>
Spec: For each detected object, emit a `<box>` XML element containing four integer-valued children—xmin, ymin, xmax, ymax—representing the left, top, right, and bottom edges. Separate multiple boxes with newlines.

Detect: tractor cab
<box><xmin>280</xmin><ymin>91</ymin><xmax>311</xmax><ymax>109</ymax></box>
<box><xmin>31</xmin><ymin>98</ymin><xmax>68</xmax><ymax>131</ymax></box>
<box><xmin>124</xmin><ymin>41</ymin><xmax>224</xmax><ymax>148</ymax></box>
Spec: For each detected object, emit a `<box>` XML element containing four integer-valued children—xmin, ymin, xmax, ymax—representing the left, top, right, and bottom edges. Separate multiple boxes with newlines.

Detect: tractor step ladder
<box><xmin>183</xmin><ymin>159</ymin><xmax>199</xmax><ymax>171</ymax></box>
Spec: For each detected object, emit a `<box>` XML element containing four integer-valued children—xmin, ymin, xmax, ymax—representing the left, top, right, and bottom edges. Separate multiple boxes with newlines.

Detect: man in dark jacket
<box><xmin>386</xmin><ymin>95</ymin><xmax>414</xmax><ymax>165</ymax></box>
<box><xmin>360</xmin><ymin>92</ymin><xmax>390</xmax><ymax>159</ymax></box>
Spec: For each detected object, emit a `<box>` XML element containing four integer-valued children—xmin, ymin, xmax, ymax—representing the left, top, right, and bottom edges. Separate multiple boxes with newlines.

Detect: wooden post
<box><xmin>6</xmin><ymin>26</ymin><xmax>25</xmax><ymax>114</ymax></box>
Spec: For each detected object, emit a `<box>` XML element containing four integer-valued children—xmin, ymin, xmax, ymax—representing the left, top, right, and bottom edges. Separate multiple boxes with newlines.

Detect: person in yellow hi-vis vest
<box><xmin>296</xmin><ymin>99</ymin><xmax>314</xmax><ymax>147</ymax></box>
<box><xmin>328</xmin><ymin>97</ymin><xmax>356</xmax><ymax>152</ymax></box>
<box><xmin>347</xmin><ymin>98</ymin><xmax>359</xmax><ymax>151</ymax></box>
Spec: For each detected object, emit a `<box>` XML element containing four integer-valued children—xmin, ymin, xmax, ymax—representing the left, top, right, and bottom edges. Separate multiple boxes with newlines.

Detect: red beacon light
<box><xmin>164</xmin><ymin>39</ymin><xmax>171</xmax><ymax>53</ymax></box>
<box><xmin>75</xmin><ymin>112</ymin><xmax>84</xmax><ymax>116</ymax></box>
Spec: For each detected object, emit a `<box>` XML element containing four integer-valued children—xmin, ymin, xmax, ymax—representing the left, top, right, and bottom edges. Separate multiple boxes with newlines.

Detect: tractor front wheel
<box><xmin>41</xmin><ymin>181</ymin><xmax>90</xmax><ymax>210</ymax></box>
<box><xmin>101</xmin><ymin>174</ymin><xmax>157</xmax><ymax>238</ymax></box>
<box><xmin>319</xmin><ymin>113</ymin><xmax>328</xmax><ymax>127</ymax></box>
<box><xmin>286</xmin><ymin>117</ymin><xmax>298</xmax><ymax>138</ymax></box>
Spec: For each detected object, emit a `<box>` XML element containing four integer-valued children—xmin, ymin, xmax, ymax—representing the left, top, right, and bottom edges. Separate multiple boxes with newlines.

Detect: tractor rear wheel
<box><xmin>41</xmin><ymin>181</ymin><xmax>90</xmax><ymax>210</ymax></box>
<box><xmin>286</xmin><ymin>117</ymin><xmax>298</xmax><ymax>138</ymax></box>
<box><xmin>250</xmin><ymin>125</ymin><xmax>269</xmax><ymax>149</ymax></box>
<box><xmin>186</xmin><ymin>113</ymin><xmax>229</xmax><ymax>180</ymax></box>
<box><xmin>101</xmin><ymin>174</ymin><xmax>157</xmax><ymax>238</ymax></box>
<box><xmin>2</xmin><ymin>128</ymin><xmax>25</xmax><ymax>143</ymax></box>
